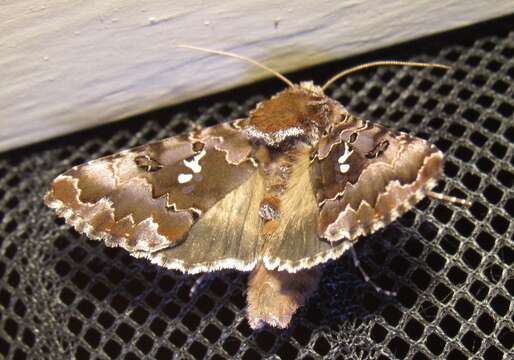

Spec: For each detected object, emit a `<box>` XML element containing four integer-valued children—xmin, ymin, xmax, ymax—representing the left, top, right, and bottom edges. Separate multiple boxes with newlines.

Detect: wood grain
<box><xmin>1</xmin><ymin>1</ymin><xmax>513</xmax><ymax>151</ymax></box>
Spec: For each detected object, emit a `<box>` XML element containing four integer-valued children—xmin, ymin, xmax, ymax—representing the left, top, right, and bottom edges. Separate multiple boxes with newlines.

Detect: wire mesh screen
<box><xmin>0</xmin><ymin>16</ymin><xmax>513</xmax><ymax>360</ymax></box>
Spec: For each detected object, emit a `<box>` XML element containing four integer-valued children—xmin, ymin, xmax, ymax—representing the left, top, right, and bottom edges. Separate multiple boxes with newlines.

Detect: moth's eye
<box><xmin>192</xmin><ymin>142</ymin><xmax>205</xmax><ymax>153</ymax></box>
<box><xmin>349</xmin><ymin>132</ymin><xmax>358</xmax><ymax>143</ymax></box>
<box><xmin>134</xmin><ymin>155</ymin><xmax>163</xmax><ymax>172</ymax></box>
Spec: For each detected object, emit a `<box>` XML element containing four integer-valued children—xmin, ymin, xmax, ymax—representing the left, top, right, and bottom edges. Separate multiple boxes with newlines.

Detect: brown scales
<box><xmin>249</xmin><ymin>86</ymin><xmax>329</xmax><ymax>133</ymax></box>
<box><xmin>45</xmin><ymin>48</ymin><xmax>469</xmax><ymax>329</ymax></box>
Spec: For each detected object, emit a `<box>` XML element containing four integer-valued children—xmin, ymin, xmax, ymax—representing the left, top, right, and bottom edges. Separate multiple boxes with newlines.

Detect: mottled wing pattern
<box><xmin>312</xmin><ymin>115</ymin><xmax>444</xmax><ymax>242</ymax></box>
<box><xmin>45</xmin><ymin>121</ymin><xmax>261</xmax><ymax>272</ymax></box>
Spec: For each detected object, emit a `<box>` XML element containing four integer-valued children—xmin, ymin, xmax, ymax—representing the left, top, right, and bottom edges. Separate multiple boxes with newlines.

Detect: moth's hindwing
<box><xmin>45</xmin><ymin>121</ymin><xmax>262</xmax><ymax>273</ymax></box>
<box><xmin>261</xmin><ymin>148</ymin><xmax>355</xmax><ymax>272</ymax></box>
<box><xmin>313</xmin><ymin>116</ymin><xmax>444</xmax><ymax>242</ymax></box>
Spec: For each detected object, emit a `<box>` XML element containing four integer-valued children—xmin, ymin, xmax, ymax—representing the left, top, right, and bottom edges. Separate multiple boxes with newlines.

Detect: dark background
<box><xmin>0</xmin><ymin>15</ymin><xmax>512</xmax><ymax>360</ymax></box>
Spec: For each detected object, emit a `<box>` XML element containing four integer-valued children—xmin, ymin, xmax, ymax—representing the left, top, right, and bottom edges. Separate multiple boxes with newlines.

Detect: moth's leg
<box><xmin>426</xmin><ymin>191</ymin><xmax>472</xmax><ymax>207</ymax></box>
<box><xmin>189</xmin><ymin>272</ymin><xmax>216</xmax><ymax>298</ymax></box>
<box><xmin>350</xmin><ymin>247</ymin><xmax>396</xmax><ymax>297</ymax></box>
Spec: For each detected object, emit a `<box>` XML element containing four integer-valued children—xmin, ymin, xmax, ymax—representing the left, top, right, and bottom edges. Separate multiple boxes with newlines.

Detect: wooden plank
<box><xmin>1</xmin><ymin>1</ymin><xmax>513</xmax><ymax>152</ymax></box>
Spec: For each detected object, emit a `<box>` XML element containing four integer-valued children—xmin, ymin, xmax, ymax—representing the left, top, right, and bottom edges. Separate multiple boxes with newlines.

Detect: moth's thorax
<box><xmin>244</xmin><ymin>83</ymin><xmax>343</xmax><ymax>147</ymax></box>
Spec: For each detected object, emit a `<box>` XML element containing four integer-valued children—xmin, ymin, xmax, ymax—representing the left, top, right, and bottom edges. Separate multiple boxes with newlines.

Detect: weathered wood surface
<box><xmin>1</xmin><ymin>1</ymin><xmax>513</xmax><ymax>152</ymax></box>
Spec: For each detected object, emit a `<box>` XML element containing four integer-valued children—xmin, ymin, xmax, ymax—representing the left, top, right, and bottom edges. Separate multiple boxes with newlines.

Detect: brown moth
<box><xmin>45</xmin><ymin>46</ymin><xmax>470</xmax><ymax>329</ymax></box>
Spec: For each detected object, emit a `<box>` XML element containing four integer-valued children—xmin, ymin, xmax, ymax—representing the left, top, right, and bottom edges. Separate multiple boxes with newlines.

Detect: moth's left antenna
<box><xmin>177</xmin><ymin>45</ymin><xmax>294</xmax><ymax>88</ymax></box>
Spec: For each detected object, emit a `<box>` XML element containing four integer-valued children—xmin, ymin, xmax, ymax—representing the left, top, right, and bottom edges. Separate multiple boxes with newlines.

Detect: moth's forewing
<box><xmin>312</xmin><ymin>117</ymin><xmax>443</xmax><ymax>242</ymax></box>
<box><xmin>45</xmin><ymin>121</ymin><xmax>259</xmax><ymax>271</ymax></box>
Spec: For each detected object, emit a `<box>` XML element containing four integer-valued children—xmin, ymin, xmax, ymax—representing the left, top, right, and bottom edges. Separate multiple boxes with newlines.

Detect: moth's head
<box><xmin>244</xmin><ymin>82</ymin><xmax>345</xmax><ymax>147</ymax></box>
<box><xmin>178</xmin><ymin>45</ymin><xmax>448</xmax><ymax>148</ymax></box>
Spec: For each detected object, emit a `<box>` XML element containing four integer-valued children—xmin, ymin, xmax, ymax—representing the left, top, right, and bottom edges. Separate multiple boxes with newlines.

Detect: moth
<box><xmin>45</xmin><ymin>46</ymin><xmax>470</xmax><ymax>329</ymax></box>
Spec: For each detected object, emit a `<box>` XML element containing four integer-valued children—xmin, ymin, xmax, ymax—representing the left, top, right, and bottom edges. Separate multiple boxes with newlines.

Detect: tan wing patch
<box><xmin>146</xmin><ymin>172</ymin><xmax>266</xmax><ymax>273</ymax></box>
<box><xmin>262</xmin><ymin>151</ymin><xmax>354</xmax><ymax>272</ymax></box>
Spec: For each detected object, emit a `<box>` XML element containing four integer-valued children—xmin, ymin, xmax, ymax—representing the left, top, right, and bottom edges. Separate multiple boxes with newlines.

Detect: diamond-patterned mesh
<box><xmin>1</xmin><ymin>16</ymin><xmax>513</xmax><ymax>360</ymax></box>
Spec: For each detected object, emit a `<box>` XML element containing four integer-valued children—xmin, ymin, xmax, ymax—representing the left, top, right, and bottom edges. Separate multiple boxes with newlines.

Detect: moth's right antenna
<box><xmin>322</xmin><ymin>61</ymin><xmax>450</xmax><ymax>91</ymax></box>
<box><xmin>177</xmin><ymin>45</ymin><xmax>294</xmax><ymax>88</ymax></box>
